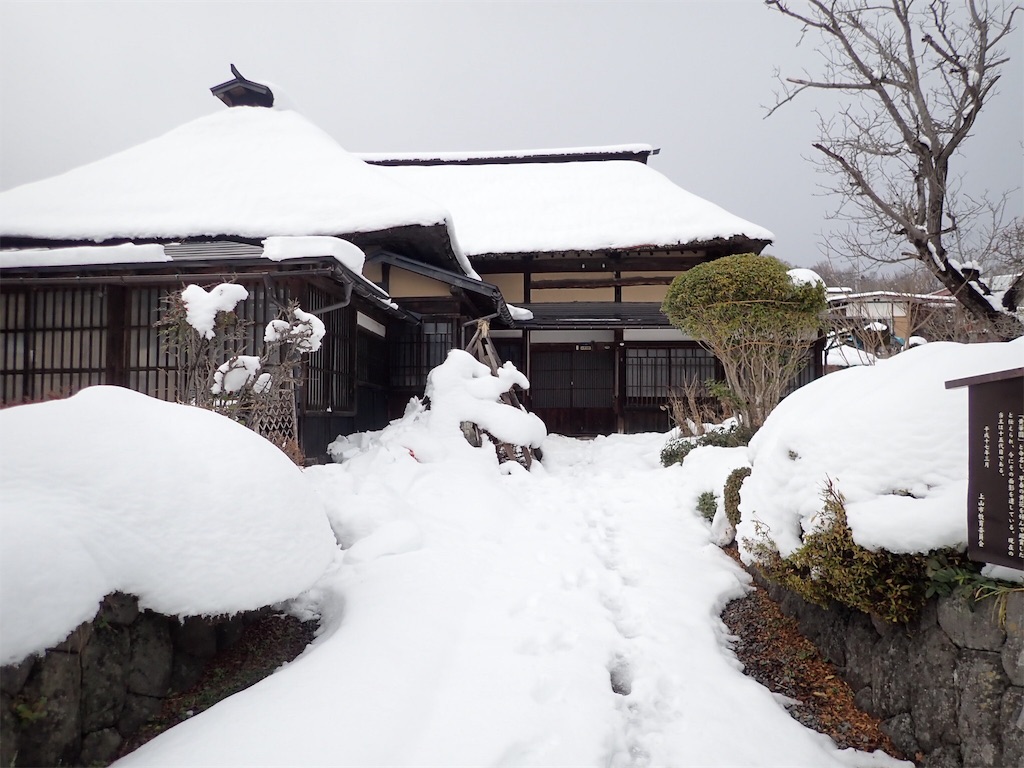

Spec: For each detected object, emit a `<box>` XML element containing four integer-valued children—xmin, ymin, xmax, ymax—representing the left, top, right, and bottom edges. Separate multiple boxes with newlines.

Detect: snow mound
<box><xmin>425</xmin><ymin>350</ymin><xmax>546</xmax><ymax>449</ymax></box>
<box><xmin>738</xmin><ymin>340</ymin><xmax>1024</xmax><ymax>562</ymax></box>
<box><xmin>0</xmin><ymin>386</ymin><xmax>338</xmax><ymax>666</ymax></box>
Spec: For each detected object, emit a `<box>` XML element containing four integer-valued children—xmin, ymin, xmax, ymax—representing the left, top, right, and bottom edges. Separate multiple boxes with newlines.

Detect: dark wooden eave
<box><xmin>368</xmin><ymin>250</ymin><xmax>515</xmax><ymax>327</ymax></box>
<box><xmin>1</xmin><ymin>221</ymin><xmax>465</xmax><ymax>276</ymax></box>
<box><xmin>470</xmin><ymin>235</ymin><xmax>771</xmax><ymax>275</ymax></box>
<box><xmin>514</xmin><ymin>302</ymin><xmax>673</xmax><ymax>330</ymax></box>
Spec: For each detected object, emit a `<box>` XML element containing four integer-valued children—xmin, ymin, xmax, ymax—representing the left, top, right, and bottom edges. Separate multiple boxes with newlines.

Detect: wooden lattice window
<box><xmin>0</xmin><ymin>288</ymin><xmax>108</xmax><ymax>404</ymax></box>
<box><xmin>625</xmin><ymin>346</ymin><xmax>719</xmax><ymax>406</ymax></box>
<box><xmin>303</xmin><ymin>286</ymin><xmax>355</xmax><ymax>413</ymax></box>
<box><xmin>126</xmin><ymin>286</ymin><xmax>178</xmax><ymax>401</ymax></box>
<box><xmin>390</xmin><ymin>319</ymin><xmax>455</xmax><ymax>391</ymax></box>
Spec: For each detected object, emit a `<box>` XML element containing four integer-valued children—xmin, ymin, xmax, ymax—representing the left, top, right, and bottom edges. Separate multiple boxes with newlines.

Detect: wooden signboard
<box><xmin>946</xmin><ymin>367</ymin><xmax>1024</xmax><ymax>570</ymax></box>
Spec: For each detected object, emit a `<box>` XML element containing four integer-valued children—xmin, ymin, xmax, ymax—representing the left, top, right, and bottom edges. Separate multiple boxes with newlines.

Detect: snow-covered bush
<box><xmin>0</xmin><ymin>386</ymin><xmax>338</xmax><ymax>665</ymax></box>
<box><xmin>329</xmin><ymin>349</ymin><xmax>546</xmax><ymax>471</ymax></box>
<box><xmin>737</xmin><ymin>339</ymin><xmax>1024</xmax><ymax>619</ymax></box>
<box><xmin>660</xmin><ymin>422</ymin><xmax>754</xmax><ymax>467</ymax></box>
<box><xmin>158</xmin><ymin>285</ymin><xmax>326</xmax><ymax>461</ymax></box>
<box><xmin>723</xmin><ymin>466</ymin><xmax>750</xmax><ymax>529</ymax></box>
<box><xmin>696</xmin><ymin>491</ymin><xmax>718</xmax><ymax>522</ymax></box>
<box><xmin>660</xmin><ymin>436</ymin><xmax>697</xmax><ymax>467</ymax></box>
<box><xmin>746</xmin><ymin>481</ymin><xmax>964</xmax><ymax>623</ymax></box>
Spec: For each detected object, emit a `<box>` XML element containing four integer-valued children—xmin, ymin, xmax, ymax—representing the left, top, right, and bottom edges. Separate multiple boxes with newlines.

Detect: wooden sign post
<box><xmin>946</xmin><ymin>367</ymin><xmax>1024</xmax><ymax>570</ymax></box>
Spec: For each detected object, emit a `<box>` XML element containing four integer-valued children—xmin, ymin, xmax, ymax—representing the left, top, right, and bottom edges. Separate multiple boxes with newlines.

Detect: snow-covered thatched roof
<box><xmin>373</xmin><ymin>159</ymin><xmax>774</xmax><ymax>258</ymax></box>
<box><xmin>0</xmin><ymin>107</ymin><xmax>450</xmax><ymax>245</ymax></box>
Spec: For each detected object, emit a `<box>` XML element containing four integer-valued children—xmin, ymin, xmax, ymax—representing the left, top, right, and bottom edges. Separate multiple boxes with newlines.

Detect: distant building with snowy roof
<box><xmin>0</xmin><ymin>67</ymin><xmax>794</xmax><ymax>453</ymax></box>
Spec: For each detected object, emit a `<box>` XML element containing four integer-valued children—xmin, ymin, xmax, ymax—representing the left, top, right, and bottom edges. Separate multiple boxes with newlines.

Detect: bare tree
<box><xmin>767</xmin><ymin>0</ymin><xmax>1022</xmax><ymax>339</ymax></box>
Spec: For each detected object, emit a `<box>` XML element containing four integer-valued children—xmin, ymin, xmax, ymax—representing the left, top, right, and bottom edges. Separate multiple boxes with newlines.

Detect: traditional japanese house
<box><xmin>1</xmin><ymin>68</ymin><xmax>811</xmax><ymax>457</ymax></box>
<box><xmin>363</xmin><ymin>148</ymin><xmax>791</xmax><ymax>434</ymax></box>
<box><xmin>0</xmin><ymin>69</ymin><xmax>509</xmax><ymax>459</ymax></box>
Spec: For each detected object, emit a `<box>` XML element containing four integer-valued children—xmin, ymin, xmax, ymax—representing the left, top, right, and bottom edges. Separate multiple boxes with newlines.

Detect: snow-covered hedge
<box><xmin>0</xmin><ymin>386</ymin><xmax>339</xmax><ymax>666</ymax></box>
<box><xmin>737</xmin><ymin>339</ymin><xmax>1024</xmax><ymax>563</ymax></box>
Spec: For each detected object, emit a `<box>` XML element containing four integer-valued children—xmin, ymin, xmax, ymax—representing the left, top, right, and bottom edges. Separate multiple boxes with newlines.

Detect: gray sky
<box><xmin>1</xmin><ymin>0</ymin><xmax>1021</xmax><ymax>268</ymax></box>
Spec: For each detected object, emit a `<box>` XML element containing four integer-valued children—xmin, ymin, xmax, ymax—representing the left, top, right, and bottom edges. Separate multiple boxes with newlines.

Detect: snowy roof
<box><xmin>829</xmin><ymin>290</ymin><xmax>958</xmax><ymax>304</ymax></box>
<box><xmin>358</xmin><ymin>144</ymin><xmax>657</xmax><ymax>166</ymax></box>
<box><xmin>375</xmin><ymin>160</ymin><xmax>774</xmax><ymax>258</ymax></box>
<box><xmin>0</xmin><ymin>239</ymin><xmax>409</xmax><ymax>318</ymax></box>
<box><xmin>0</xmin><ymin>107</ymin><xmax>450</xmax><ymax>244</ymax></box>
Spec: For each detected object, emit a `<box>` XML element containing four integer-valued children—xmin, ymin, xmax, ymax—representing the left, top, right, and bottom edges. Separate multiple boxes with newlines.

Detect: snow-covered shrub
<box><xmin>696</xmin><ymin>491</ymin><xmax>718</xmax><ymax>522</ymax></box>
<box><xmin>158</xmin><ymin>286</ymin><xmax>325</xmax><ymax>462</ymax></box>
<box><xmin>693</xmin><ymin>422</ymin><xmax>755</xmax><ymax>449</ymax></box>
<box><xmin>328</xmin><ymin>350</ymin><xmax>546</xmax><ymax>472</ymax></box>
<box><xmin>660</xmin><ymin>436</ymin><xmax>696</xmax><ymax>467</ymax></box>
<box><xmin>661</xmin><ymin>423</ymin><xmax>753</xmax><ymax>467</ymax></box>
<box><xmin>723</xmin><ymin>466</ymin><xmax>750</xmax><ymax>529</ymax></box>
<box><xmin>0</xmin><ymin>386</ymin><xmax>338</xmax><ymax>665</ymax></box>
<box><xmin>744</xmin><ymin>482</ymin><xmax>965</xmax><ymax>624</ymax></box>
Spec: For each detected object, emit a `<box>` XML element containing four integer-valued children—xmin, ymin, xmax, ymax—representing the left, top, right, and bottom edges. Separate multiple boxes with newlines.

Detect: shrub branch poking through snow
<box><xmin>265</xmin><ymin>307</ymin><xmax>325</xmax><ymax>354</ymax></box>
<box><xmin>158</xmin><ymin>286</ymin><xmax>327</xmax><ymax>462</ymax></box>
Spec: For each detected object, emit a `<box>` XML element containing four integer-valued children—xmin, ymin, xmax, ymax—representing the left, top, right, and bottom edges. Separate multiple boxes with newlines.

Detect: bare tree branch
<box><xmin>766</xmin><ymin>0</ymin><xmax>1023</xmax><ymax>338</ymax></box>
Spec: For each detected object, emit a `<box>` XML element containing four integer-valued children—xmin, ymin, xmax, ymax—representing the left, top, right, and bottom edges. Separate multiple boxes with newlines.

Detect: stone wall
<box><xmin>758</xmin><ymin>575</ymin><xmax>1023</xmax><ymax>768</ymax></box>
<box><xmin>1</xmin><ymin>592</ymin><xmax>264</xmax><ymax>767</ymax></box>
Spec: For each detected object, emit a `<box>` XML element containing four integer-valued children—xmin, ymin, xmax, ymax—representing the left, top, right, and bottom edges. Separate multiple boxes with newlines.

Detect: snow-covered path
<box><xmin>117</xmin><ymin>433</ymin><xmax>902</xmax><ymax>768</ymax></box>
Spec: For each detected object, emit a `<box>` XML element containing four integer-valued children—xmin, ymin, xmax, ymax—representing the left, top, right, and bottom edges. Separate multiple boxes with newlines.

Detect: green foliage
<box><xmin>662</xmin><ymin>254</ymin><xmax>827</xmax><ymax>428</ymax></box>
<box><xmin>724</xmin><ymin>466</ymin><xmax>751</xmax><ymax>528</ymax></box>
<box><xmin>662</xmin><ymin>253</ymin><xmax>825</xmax><ymax>337</ymax></box>
<box><xmin>697</xmin><ymin>491</ymin><xmax>718</xmax><ymax>522</ymax></box>
<box><xmin>12</xmin><ymin>696</ymin><xmax>47</xmax><ymax>723</ymax></box>
<box><xmin>660</xmin><ymin>424</ymin><xmax>755</xmax><ymax>467</ymax></box>
<box><xmin>695</xmin><ymin>423</ymin><xmax>756</xmax><ymax>448</ymax></box>
<box><xmin>660</xmin><ymin>437</ymin><xmax>696</xmax><ymax>467</ymax></box>
<box><xmin>704</xmin><ymin>379</ymin><xmax>744</xmax><ymax>417</ymax></box>
<box><xmin>924</xmin><ymin>553</ymin><xmax>1024</xmax><ymax>626</ymax></box>
<box><xmin>745</xmin><ymin>482</ymin><xmax>964</xmax><ymax>624</ymax></box>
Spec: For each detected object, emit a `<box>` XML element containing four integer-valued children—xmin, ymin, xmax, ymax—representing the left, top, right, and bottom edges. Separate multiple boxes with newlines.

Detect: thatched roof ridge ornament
<box><xmin>210</xmin><ymin>64</ymin><xmax>274</xmax><ymax>108</ymax></box>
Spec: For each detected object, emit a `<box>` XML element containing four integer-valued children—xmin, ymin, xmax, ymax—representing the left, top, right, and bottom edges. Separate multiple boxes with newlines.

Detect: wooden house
<box><xmin>0</xmin><ymin>69</ymin><xmax>801</xmax><ymax>458</ymax></box>
<box><xmin>363</xmin><ymin>148</ymin><xmax>783</xmax><ymax>434</ymax></box>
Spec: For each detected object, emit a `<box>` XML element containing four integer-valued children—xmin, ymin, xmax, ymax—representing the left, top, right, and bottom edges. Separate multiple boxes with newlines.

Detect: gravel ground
<box><xmin>720</xmin><ymin>546</ymin><xmax>909</xmax><ymax>762</ymax></box>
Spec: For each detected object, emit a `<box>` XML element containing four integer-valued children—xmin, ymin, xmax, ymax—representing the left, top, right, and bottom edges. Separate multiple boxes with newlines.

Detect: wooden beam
<box><xmin>530</xmin><ymin>275</ymin><xmax>676</xmax><ymax>290</ymax></box>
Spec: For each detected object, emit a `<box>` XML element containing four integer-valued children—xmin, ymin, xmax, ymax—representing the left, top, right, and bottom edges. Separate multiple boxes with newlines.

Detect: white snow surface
<box><xmin>180</xmin><ymin>283</ymin><xmax>249</xmax><ymax>340</ymax></box>
<box><xmin>262</xmin><ymin>235</ymin><xmax>365</xmax><ymax>275</ymax></box>
<box><xmin>0</xmin><ymin>371</ymin><xmax>915</xmax><ymax>766</ymax></box>
<box><xmin>378</xmin><ymin>160</ymin><xmax>774</xmax><ymax>256</ymax></box>
<box><xmin>0</xmin><ymin>387</ymin><xmax>338</xmax><ymax>666</ymax></box>
<box><xmin>738</xmin><ymin>340</ymin><xmax>1024</xmax><ymax>561</ymax></box>
<box><xmin>788</xmin><ymin>267</ymin><xmax>825</xmax><ymax>287</ymax></box>
<box><xmin>0</xmin><ymin>243</ymin><xmax>170</xmax><ymax>268</ymax></box>
<box><xmin>114</xmin><ymin>423</ymin><xmax>903</xmax><ymax>768</ymax></box>
<box><xmin>826</xmin><ymin>344</ymin><xmax>877</xmax><ymax>367</ymax></box>
<box><xmin>292</xmin><ymin>308</ymin><xmax>326</xmax><ymax>353</ymax></box>
<box><xmin>424</xmin><ymin>350</ymin><xmax>547</xmax><ymax>449</ymax></box>
<box><xmin>211</xmin><ymin>355</ymin><xmax>262</xmax><ymax>395</ymax></box>
<box><xmin>0</xmin><ymin>107</ymin><xmax>449</xmax><ymax>242</ymax></box>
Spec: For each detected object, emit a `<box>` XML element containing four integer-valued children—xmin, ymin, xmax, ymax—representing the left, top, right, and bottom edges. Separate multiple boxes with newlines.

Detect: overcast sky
<box><xmin>1</xmin><ymin>0</ymin><xmax>1020</xmax><ymax>269</ymax></box>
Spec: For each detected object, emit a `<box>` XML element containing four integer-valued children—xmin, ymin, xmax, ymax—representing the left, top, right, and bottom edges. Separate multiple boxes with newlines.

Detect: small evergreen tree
<box><xmin>662</xmin><ymin>254</ymin><xmax>826</xmax><ymax>429</ymax></box>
